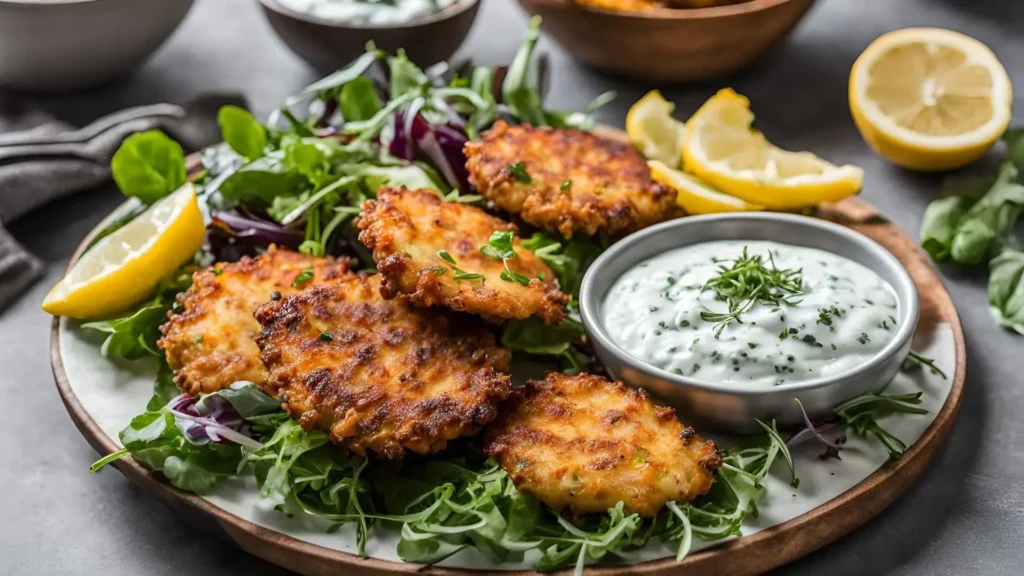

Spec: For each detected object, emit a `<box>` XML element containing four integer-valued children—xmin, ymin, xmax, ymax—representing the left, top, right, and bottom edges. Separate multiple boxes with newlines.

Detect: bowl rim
<box><xmin>528</xmin><ymin>0</ymin><xmax>809</xmax><ymax>21</ymax></box>
<box><xmin>258</xmin><ymin>0</ymin><xmax>480</xmax><ymax>30</ymax></box>
<box><xmin>578</xmin><ymin>212</ymin><xmax>920</xmax><ymax>396</ymax></box>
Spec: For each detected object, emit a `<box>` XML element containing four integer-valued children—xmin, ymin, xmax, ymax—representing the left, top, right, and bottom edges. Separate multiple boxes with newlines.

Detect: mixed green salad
<box><xmin>82</xmin><ymin>18</ymin><xmax>938</xmax><ymax>573</ymax></box>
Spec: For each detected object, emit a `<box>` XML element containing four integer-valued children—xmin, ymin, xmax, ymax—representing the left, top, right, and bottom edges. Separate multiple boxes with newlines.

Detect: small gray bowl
<box><xmin>259</xmin><ymin>0</ymin><xmax>481</xmax><ymax>73</ymax></box>
<box><xmin>579</xmin><ymin>213</ymin><xmax>919</xmax><ymax>433</ymax></box>
<box><xmin>0</xmin><ymin>0</ymin><xmax>195</xmax><ymax>91</ymax></box>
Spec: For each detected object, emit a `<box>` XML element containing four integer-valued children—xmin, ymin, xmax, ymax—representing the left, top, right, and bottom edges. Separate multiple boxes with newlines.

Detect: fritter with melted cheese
<box><xmin>158</xmin><ymin>246</ymin><xmax>352</xmax><ymax>396</ymax></box>
<box><xmin>254</xmin><ymin>275</ymin><xmax>513</xmax><ymax>459</ymax></box>
<box><xmin>358</xmin><ymin>187</ymin><xmax>568</xmax><ymax>324</ymax></box>
<box><xmin>464</xmin><ymin>121</ymin><xmax>677</xmax><ymax>238</ymax></box>
<box><xmin>485</xmin><ymin>372</ymin><xmax>721</xmax><ymax>517</ymax></box>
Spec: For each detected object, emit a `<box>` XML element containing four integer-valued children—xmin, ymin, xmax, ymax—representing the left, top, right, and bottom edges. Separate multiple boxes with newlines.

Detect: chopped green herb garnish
<box><xmin>191</xmin><ymin>335</ymin><xmax>203</xmax><ymax>344</ymax></box>
<box><xmin>213</xmin><ymin>268</ymin><xmax>223</xmax><ymax>276</ymax></box>
<box><xmin>480</xmin><ymin>230</ymin><xmax>517</xmax><ymax>260</ymax></box>
<box><xmin>507</xmin><ymin>161</ymin><xmax>531</xmax><ymax>183</ymax></box>
<box><xmin>560</xmin><ymin>179</ymin><xmax>572</xmax><ymax>191</ymax></box>
<box><xmin>292</xmin><ymin>265</ymin><xmax>314</xmax><ymax>287</ymax></box>
<box><xmin>857</xmin><ymin>333</ymin><xmax>870</xmax><ymax>345</ymax></box>
<box><xmin>319</xmin><ymin>332</ymin><xmax>333</xmax><ymax>341</ymax></box>
<box><xmin>433</xmin><ymin>266</ymin><xmax>447</xmax><ymax>275</ymax></box>
<box><xmin>437</xmin><ymin>250</ymin><xmax>457</xmax><ymax>265</ymax></box>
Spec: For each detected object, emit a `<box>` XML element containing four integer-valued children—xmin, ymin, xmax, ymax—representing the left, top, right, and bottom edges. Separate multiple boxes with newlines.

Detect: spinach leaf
<box><xmin>920</xmin><ymin>195</ymin><xmax>972</xmax><ymax>260</ymax></box>
<box><xmin>502</xmin><ymin>317</ymin><xmax>588</xmax><ymax>373</ymax></box>
<box><xmin>921</xmin><ymin>161</ymin><xmax>1024</xmax><ymax>264</ymax></box>
<box><xmin>218</xmin><ymin>152</ymin><xmax>309</xmax><ymax>205</ymax></box>
<box><xmin>988</xmin><ymin>249</ymin><xmax>1024</xmax><ymax>334</ymax></box>
<box><xmin>522</xmin><ymin>232</ymin><xmax>603</xmax><ymax>297</ymax></box>
<box><xmin>217</xmin><ymin>105</ymin><xmax>267</xmax><ymax>160</ymax></box>
<box><xmin>110</xmin><ymin>130</ymin><xmax>186</xmax><ymax>204</ymax></box>
<box><xmin>340</xmin><ymin>76</ymin><xmax>383</xmax><ymax>122</ymax></box>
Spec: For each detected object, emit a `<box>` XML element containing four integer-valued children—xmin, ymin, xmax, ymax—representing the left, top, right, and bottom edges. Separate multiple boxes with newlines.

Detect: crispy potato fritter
<box><xmin>465</xmin><ymin>121</ymin><xmax>677</xmax><ymax>238</ymax></box>
<box><xmin>254</xmin><ymin>275</ymin><xmax>513</xmax><ymax>459</ymax></box>
<box><xmin>158</xmin><ymin>246</ymin><xmax>352</xmax><ymax>396</ymax></box>
<box><xmin>485</xmin><ymin>372</ymin><xmax>721</xmax><ymax>517</ymax></box>
<box><xmin>358</xmin><ymin>187</ymin><xmax>569</xmax><ymax>324</ymax></box>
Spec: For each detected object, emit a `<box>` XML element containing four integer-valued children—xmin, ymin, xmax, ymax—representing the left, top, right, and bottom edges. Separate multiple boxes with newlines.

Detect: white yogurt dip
<box><xmin>601</xmin><ymin>240</ymin><xmax>900</xmax><ymax>388</ymax></box>
<box><xmin>277</xmin><ymin>0</ymin><xmax>459</xmax><ymax>25</ymax></box>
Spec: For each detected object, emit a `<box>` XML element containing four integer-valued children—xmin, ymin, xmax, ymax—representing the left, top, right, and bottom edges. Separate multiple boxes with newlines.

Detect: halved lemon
<box><xmin>626</xmin><ymin>90</ymin><xmax>686</xmax><ymax>168</ymax></box>
<box><xmin>850</xmin><ymin>28</ymin><xmax>1012</xmax><ymax>171</ymax></box>
<box><xmin>43</xmin><ymin>184</ymin><xmax>205</xmax><ymax>319</ymax></box>
<box><xmin>649</xmin><ymin>160</ymin><xmax>763</xmax><ymax>215</ymax></box>
<box><xmin>682</xmin><ymin>89</ymin><xmax>864</xmax><ymax>210</ymax></box>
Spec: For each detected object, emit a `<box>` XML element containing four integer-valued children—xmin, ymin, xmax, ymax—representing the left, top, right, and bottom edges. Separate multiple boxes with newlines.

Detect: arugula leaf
<box><xmin>389</xmin><ymin>49</ymin><xmax>430</xmax><ymax>99</ymax></box>
<box><xmin>988</xmin><ymin>248</ymin><xmax>1024</xmax><ymax>334</ymax></box>
<box><xmin>340</xmin><ymin>76</ymin><xmax>383</xmax><ymax>122</ymax></box>
<box><xmin>81</xmin><ymin>264</ymin><xmax>194</xmax><ymax>361</ymax></box>
<box><xmin>218</xmin><ymin>105</ymin><xmax>267</xmax><ymax>160</ymax></box>
<box><xmin>147</xmin><ymin>362</ymin><xmax>180</xmax><ymax>411</ymax></box>
<box><xmin>110</xmin><ymin>130</ymin><xmax>186</xmax><ymax>204</ymax></box>
<box><xmin>501</xmin><ymin>16</ymin><xmax>547</xmax><ymax>127</ymax></box>
<box><xmin>300</xmin><ymin>49</ymin><xmax>383</xmax><ymax>97</ymax></box>
<box><xmin>522</xmin><ymin>232</ymin><xmax>603</xmax><ymax>297</ymax></box>
<box><xmin>218</xmin><ymin>152</ymin><xmax>309</xmax><ymax>205</ymax></box>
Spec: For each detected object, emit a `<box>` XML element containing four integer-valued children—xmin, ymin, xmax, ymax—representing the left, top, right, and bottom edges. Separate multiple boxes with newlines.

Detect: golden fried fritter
<box><xmin>358</xmin><ymin>187</ymin><xmax>569</xmax><ymax>324</ymax></box>
<box><xmin>485</xmin><ymin>372</ymin><xmax>720</xmax><ymax>517</ymax></box>
<box><xmin>158</xmin><ymin>246</ymin><xmax>352</xmax><ymax>396</ymax></box>
<box><xmin>254</xmin><ymin>275</ymin><xmax>513</xmax><ymax>459</ymax></box>
<box><xmin>465</xmin><ymin>121</ymin><xmax>677</xmax><ymax>238</ymax></box>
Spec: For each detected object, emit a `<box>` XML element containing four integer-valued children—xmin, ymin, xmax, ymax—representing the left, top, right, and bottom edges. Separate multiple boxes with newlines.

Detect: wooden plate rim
<box><xmin>51</xmin><ymin>157</ymin><xmax>966</xmax><ymax>575</ymax></box>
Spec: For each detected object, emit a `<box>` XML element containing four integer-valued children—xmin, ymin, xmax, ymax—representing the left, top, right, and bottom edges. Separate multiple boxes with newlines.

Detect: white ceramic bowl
<box><xmin>0</xmin><ymin>0</ymin><xmax>195</xmax><ymax>91</ymax></box>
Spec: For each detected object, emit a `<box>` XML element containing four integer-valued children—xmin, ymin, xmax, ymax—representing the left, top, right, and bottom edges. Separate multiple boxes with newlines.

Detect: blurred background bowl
<box><xmin>516</xmin><ymin>0</ymin><xmax>816</xmax><ymax>82</ymax></box>
<box><xmin>259</xmin><ymin>0</ymin><xmax>481</xmax><ymax>73</ymax></box>
<box><xmin>0</xmin><ymin>0</ymin><xmax>195</xmax><ymax>92</ymax></box>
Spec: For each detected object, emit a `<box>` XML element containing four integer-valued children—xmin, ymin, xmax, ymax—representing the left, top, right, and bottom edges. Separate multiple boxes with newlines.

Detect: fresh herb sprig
<box><xmin>481</xmin><ymin>230</ymin><xmax>531</xmax><ymax>286</ymax></box>
<box><xmin>699</xmin><ymin>248</ymin><xmax>803</xmax><ymax>338</ymax></box>
<box><xmin>901</xmin><ymin>351</ymin><xmax>948</xmax><ymax>379</ymax></box>
<box><xmin>833</xmin><ymin>392</ymin><xmax>928</xmax><ymax>460</ymax></box>
<box><xmin>438</xmin><ymin>250</ymin><xmax>485</xmax><ymax>281</ymax></box>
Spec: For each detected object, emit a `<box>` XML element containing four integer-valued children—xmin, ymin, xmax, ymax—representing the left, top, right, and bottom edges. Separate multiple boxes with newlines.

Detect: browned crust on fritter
<box><xmin>158</xmin><ymin>246</ymin><xmax>353</xmax><ymax>396</ymax></box>
<box><xmin>357</xmin><ymin>187</ymin><xmax>569</xmax><ymax>324</ymax></box>
<box><xmin>464</xmin><ymin>121</ymin><xmax>678</xmax><ymax>238</ymax></box>
<box><xmin>254</xmin><ymin>275</ymin><xmax>513</xmax><ymax>459</ymax></box>
<box><xmin>485</xmin><ymin>372</ymin><xmax>721</xmax><ymax>517</ymax></box>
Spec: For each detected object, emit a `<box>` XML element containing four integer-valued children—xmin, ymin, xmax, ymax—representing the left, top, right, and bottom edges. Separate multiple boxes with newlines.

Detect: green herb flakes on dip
<box><xmin>602</xmin><ymin>241</ymin><xmax>900</xmax><ymax>388</ymax></box>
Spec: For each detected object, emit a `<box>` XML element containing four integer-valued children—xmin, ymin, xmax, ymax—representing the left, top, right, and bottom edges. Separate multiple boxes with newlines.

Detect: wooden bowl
<box><xmin>516</xmin><ymin>0</ymin><xmax>816</xmax><ymax>82</ymax></box>
<box><xmin>259</xmin><ymin>0</ymin><xmax>481</xmax><ymax>73</ymax></box>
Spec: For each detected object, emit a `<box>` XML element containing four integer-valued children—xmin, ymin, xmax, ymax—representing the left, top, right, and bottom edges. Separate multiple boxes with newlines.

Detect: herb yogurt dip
<box><xmin>602</xmin><ymin>241</ymin><xmax>900</xmax><ymax>388</ymax></box>
<box><xmin>278</xmin><ymin>0</ymin><xmax>459</xmax><ymax>25</ymax></box>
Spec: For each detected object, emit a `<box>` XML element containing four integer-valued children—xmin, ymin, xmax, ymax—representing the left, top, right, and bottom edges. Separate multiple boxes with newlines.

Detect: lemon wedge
<box><xmin>626</xmin><ymin>90</ymin><xmax>686</xmax><ymax>168</ymax></box>
<box><xmin>682</xmin><ymin>89</ymin><xmax>864</xmax><ymax>210</ymax></box>
<box><xmin>849</xmin><ymin>28</ymin><xmax>1012</xmax><ymax>171</ymax></box>
<box><xmin>649</xmin><ymin>160</ymin><xmax>763</xmax><ymax>215</ymax></box>
<box><xmin>43</xmin><ymin>184</ymin><xmax>205</xmax><ymax>319</ymax></box>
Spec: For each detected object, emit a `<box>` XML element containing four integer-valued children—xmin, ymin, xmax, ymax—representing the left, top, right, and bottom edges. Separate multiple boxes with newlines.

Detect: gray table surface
<box><xmin>2</xmin><ymin>0</ymin><xmax>1021</xmax><ymax>574</ymax></box>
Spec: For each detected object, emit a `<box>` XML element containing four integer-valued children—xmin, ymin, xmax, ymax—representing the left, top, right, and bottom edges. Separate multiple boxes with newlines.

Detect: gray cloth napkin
<box><xmin>0</xmin><ymin>93</ymin><xmax>246</xmax><ymax>310</ymax></box>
